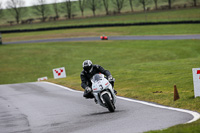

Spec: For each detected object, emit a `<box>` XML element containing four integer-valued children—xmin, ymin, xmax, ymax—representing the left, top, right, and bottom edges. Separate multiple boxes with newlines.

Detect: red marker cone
<box><xmin>174</xmin><ymin>85</ymin><xmax>180</xmax><ymax>101</ymax></box>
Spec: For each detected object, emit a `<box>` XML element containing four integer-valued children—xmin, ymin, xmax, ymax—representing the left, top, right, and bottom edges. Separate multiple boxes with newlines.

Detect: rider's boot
<box><xmin>94</xmin><ymin>98</ymin><xmax>98</xmax><ymax>104</ymax></box>
<box><xmin>113</xmin><ymin>88</ymin><xmax>117</xmax><ymax>95</ymax></box>
<box><xmin>110</xmin><ymin>82</ymin><xmax>117</xmax><ymax>95</ymax></box>
<box><xmin>114</xmin><ymin>90</ymin><xmax>117</xmax><ymax>95</ymax></box>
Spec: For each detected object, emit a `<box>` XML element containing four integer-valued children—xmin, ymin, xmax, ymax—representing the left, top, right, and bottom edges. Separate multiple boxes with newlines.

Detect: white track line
<box><xmin>117</xmin><ymin>97</ymin><xmax>200</xmax><ymax>124</ymax></box>
<box><xmin>43</xmin><ymin>81</ymin><xmax>200</xmax><ymax>124</ymax></box>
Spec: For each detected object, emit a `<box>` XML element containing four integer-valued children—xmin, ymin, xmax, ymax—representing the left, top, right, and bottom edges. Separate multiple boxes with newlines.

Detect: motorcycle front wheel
<box><xmin>102</xmin><ymin>93</ymin><xmax>115</xmax><ymax>112</ymax></box>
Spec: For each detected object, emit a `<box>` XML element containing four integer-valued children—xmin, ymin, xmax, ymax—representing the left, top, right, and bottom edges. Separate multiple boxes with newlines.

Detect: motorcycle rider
<box><xmin>80</xmin><ymin>60</ymin><xmax>116</xmax><ymax>99</ymax></box>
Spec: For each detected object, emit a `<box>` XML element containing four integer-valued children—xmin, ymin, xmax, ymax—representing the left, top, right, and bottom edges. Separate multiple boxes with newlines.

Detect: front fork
<box><xmin>100</xmin><ymin>91</ymin><xmax>113</xmax><ymax>104</ymax></box>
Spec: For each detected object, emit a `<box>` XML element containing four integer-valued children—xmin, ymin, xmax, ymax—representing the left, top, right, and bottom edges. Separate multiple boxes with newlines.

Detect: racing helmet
<box><xmin>82</xmin><ymin>60</ymin><xmax>93</xmax><ymax>72</ymax></box>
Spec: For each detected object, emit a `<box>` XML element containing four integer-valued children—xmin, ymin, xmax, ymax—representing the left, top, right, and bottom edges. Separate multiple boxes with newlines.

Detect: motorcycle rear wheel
<box><xmin>102</xmin><ymin>93</ymin><xmax>115</xmax><ymax>112</ymax></box>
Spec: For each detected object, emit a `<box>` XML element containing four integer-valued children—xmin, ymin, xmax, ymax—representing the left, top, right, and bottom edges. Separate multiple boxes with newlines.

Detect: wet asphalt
<box><xmin>0</xmin><ymin>82</ymin><xmax>193</xmax><ymax>133</ymax></box>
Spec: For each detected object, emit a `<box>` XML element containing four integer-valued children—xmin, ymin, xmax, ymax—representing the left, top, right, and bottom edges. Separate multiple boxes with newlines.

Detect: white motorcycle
<box><xmin>91</xmin><ymin>74</ymin><xmax>116</xmax><ymax>112</ymax></box>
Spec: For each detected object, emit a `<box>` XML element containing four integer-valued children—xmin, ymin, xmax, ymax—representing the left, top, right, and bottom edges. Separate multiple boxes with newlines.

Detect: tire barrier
<box><xmin>0</xmin><ymin>33</ymin><xmax>2</xmax><ymax>45</ymax></box>
<box><xmin>1</xmin><ymin>20</ymin><xmax>200</xmax><ymax>34</ymax></box>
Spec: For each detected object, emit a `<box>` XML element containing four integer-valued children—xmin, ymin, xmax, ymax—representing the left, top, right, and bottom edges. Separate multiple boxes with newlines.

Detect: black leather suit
<box><xmin>80</xmin><ymin>65</ymin><xmax>113</xmax><ymax>98</ymax></box>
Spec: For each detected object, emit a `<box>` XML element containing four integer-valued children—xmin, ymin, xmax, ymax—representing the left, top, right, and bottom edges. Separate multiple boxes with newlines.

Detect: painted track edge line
<box><xmin>117</xmin><ymin>96</ymin><xmax>200</xmax><ymax>124</ymax></box>
<box><xmin>42</xmin><ymin>81</ymin><xmax>200</xmax><ymax>124</ymax></box>
<box><xmin>42</xmin><ymin>81</ymin><xmax>82</xmax><ymax>93</ymax></box>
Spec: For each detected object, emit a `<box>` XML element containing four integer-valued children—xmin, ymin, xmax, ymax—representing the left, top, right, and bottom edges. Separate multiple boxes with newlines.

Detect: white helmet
<box><xmin>82</xmin><ymin>60</ymin><xmax>93</xmax><ymax>72</ymax></box>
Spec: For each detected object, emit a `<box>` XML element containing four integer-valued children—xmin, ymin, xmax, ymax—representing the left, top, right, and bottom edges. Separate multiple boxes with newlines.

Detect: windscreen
<box><xmin>91</xmin><ymin>74</ymin><xmax>103</xmax><ymax>83</ymax></box>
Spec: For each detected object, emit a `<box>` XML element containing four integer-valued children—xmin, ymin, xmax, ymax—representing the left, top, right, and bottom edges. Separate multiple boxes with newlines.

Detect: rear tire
<box><xmin>102</xmin><ymin>93</ymin><xmax>115</xmax><ymax>112</ymax></box>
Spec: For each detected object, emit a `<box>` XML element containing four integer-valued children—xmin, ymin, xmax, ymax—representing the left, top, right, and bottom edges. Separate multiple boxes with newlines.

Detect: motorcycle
<box><xmin>91</xmin><ymin>74</ymin><xmax>116</xmax><ymax>112</ymax></box>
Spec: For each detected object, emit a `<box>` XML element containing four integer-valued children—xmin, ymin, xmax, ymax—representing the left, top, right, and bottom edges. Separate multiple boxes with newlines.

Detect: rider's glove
<box><xmin>108</xmin><ymin>75</ymin><xmax>115</xmax><ymax>82</ymax></box>
<box><xmin>85</xmin><ymin>86</ymin><xmax>92</xmax><ymax>93</ymax></box>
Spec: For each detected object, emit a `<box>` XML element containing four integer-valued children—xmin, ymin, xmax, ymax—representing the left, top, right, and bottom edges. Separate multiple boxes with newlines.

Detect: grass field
<box><xmin>0</xmin><ymin>39</ymin><xmax>200</xmax><ymax>132</ymax></box>
<box><xmin>2</xmin><ymin>24</ymin><xmax>200</xmax><ymax>43</ymax></box>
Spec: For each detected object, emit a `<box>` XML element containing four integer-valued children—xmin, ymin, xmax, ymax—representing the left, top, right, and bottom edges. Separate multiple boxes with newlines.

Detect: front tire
<box><xmin>102</xmin><ymin>93</ymin><xmax>115</xmax><ymax>112</ymax></box>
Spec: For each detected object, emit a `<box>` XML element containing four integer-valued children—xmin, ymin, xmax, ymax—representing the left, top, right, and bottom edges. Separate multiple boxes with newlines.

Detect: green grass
<box><xmin>2</xmin><ymin>24</ymin><xmax>200</xmax><ymax>43</ymax></box>
<box><xmin>1</xmin><ymin>7</ymin><xmax>200</xmax><ymax>31</ymax></box>
<box><xmin>147</xmin><ymin>119</ymin><xmax>200</xmax><ymax>133</ymax></box>
<box><xmin>0</xmin><ymin>39</ymin><xmax>200</xmax><ymax>132</ymax></box>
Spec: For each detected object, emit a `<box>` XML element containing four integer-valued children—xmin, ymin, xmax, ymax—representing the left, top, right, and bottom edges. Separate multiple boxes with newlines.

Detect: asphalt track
<box><xmin>0</xmin><ymin>82</ymin><xmax>199</xmax><ymax>133</ymax></box>
<box><xmin>4</xmin><ymin>34</ymin><xmax>200</xmax><ymax>44</ymax></box>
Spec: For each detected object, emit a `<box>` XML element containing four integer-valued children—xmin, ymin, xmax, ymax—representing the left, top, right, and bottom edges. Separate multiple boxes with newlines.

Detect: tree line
<box><xmin>0</xmin><ymin>0</ymin><xmax>199</xmax><ymax>25</ymax></box>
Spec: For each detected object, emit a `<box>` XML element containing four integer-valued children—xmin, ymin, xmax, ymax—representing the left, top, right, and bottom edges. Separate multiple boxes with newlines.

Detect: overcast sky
<box><xmin>1</xmin><ymin>0</ymin><xmax>75</xmax><ymax>9</ymax></box>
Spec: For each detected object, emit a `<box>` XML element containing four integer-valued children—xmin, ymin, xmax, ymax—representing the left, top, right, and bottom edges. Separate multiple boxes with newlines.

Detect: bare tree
<box><xmin>129</xmin><ymin>0</ymin><xmax>134</xmax><ymax>12</ymax></box>
<box><xmin>153</xmin><ymin>0</ymin><xmax>158</xmax><ymax>10</ymax></box>
<box><xmin>167</xmin><ymin>0</ymin><xmax>175</xmax><ymax>9</ymax></box>
<box><xmin>79</xmin><ymin>0</ymin><xmax>85</xmax><ymax>17</ymax></box>
<box><xmin>192</xmin><ymin>0</ymin><xmax>197</xmax><ymax>6</ymax></box>
<box><xmin>6</xmin><ymin>0</ymin><xmax>25</xmax><ymax>24</ymax></box>
<box><xmin>87</xmin><ymin>0</ymin><xmax>100</xmax><ymax>16</ymax></box>
<box><xmin>53</xmin><ymin>0</ymin><xmax>60</xmax><ymax>18</ymax></box>
<box><xmin>64</xmin><ymin>0</ymin><xmax>72</xmax><ymax>19</ymax></box>
<box><xmin>33</xmin><ymin>0</ymin><xmax>49</xmax><ymax>22</ymax></box>
<box><xmin>138</xmin><ymin>0</ymin><xmax>146</xmax><ymax>11</ymax></box>
<box><xmin>0</xmin><ymin>2</ymin><xmax>3</xmax><ymax>18</ymax></box>
<box><xmin>102</xmin><ymin>0</ymin><xmax>109</xmax><ymax>15</ymax></box>
<box><xmin>168</xmin><ymin>0</ymin><xmax>172</xmax><ymax>9</ymax></box>
<box><xmin>138</xmin><ymin>0</ymin><xmax>151</xmax><ymax>11</ymax></box>
<box><xmin>112</xmin><ymin>0</ymin><xmax>125</xmax><ymax>14</ymax></box>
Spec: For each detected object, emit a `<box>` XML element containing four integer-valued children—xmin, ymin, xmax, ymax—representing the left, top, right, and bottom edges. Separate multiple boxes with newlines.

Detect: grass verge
<box><xmin>0</xmin><ymin>40</ymin><xmax>200</xmax><ymax>132</ymax></box>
